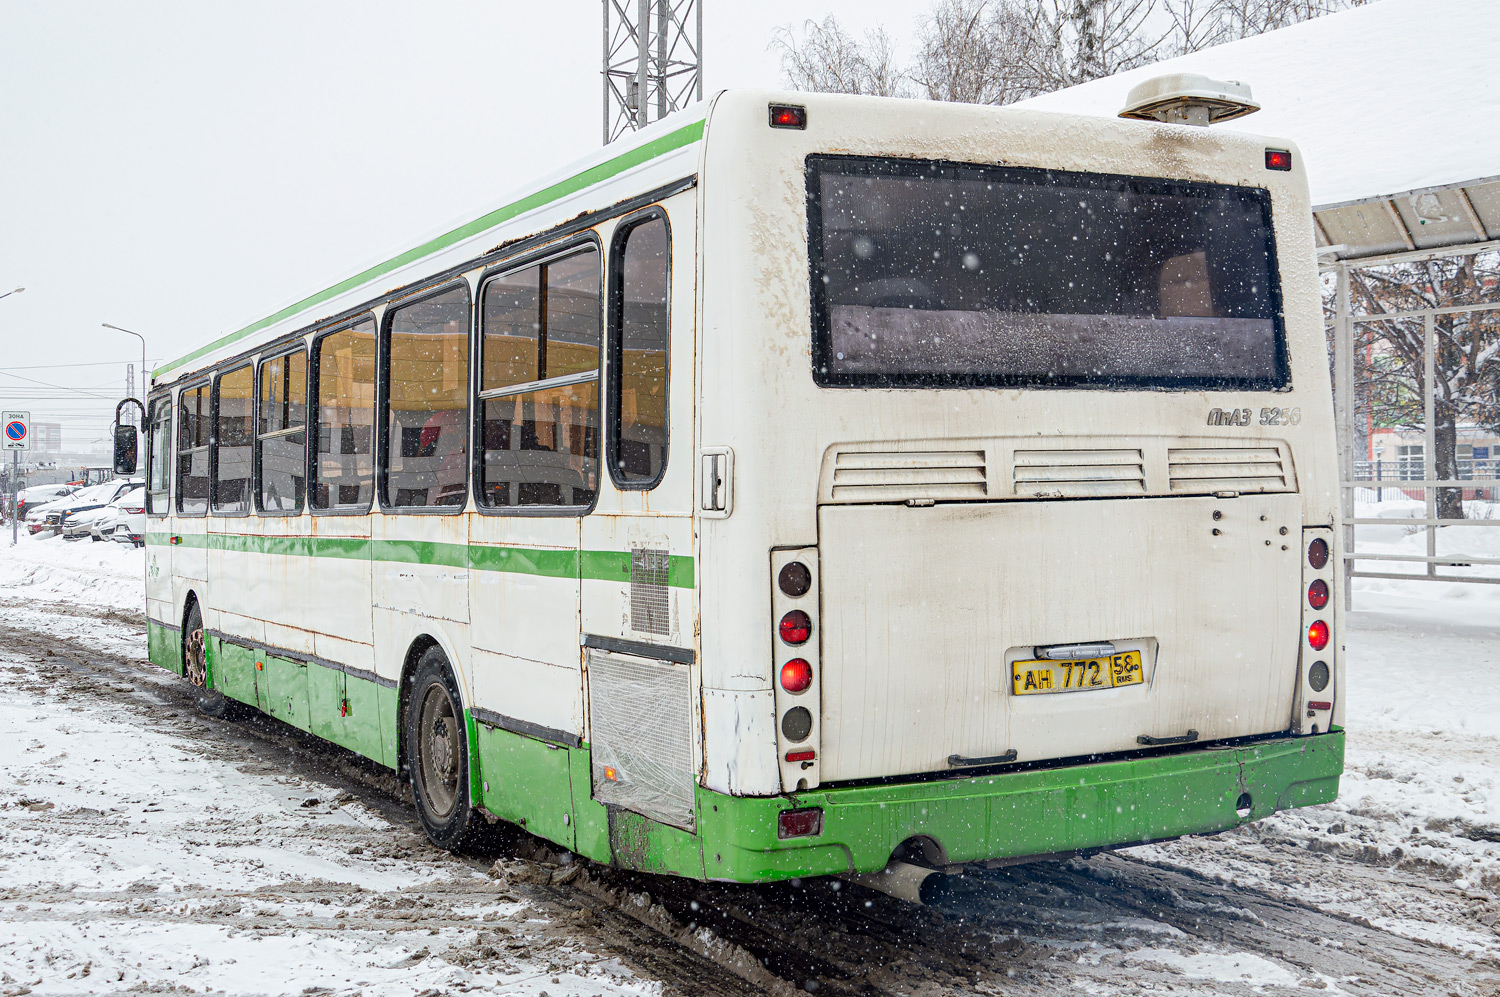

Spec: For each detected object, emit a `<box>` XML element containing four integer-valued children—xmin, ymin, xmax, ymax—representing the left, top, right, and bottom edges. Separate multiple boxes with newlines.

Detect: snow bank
<box><xmin>0</xmin><ymin>531</ymin><xmax>143</xmax><ymax>613</ymax></box>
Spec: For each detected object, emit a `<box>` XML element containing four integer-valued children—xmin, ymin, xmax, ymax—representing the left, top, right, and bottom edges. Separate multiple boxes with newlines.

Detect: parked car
<box><xmin>63</xmin><ymin>505</ymin><xmax>115</xmax><ymax>540</ymax></box>
<box><xmin>16</xmin><ymin>483</ymin><xmax>77</xmax><ymax>522</ymax></box>
<box><xmin>31</xmin><ymin>480</ymin><xmax>141</xmax><ymax>536</ymax></box>
<box><xmin>95</xmin><ymin>486</ymin><xmax>145</xmax><ymax>544</ymax></box>
<box><xmin>24</xmin><ymin>486</ymin><xmax>107</xmax><ymax>534</ymax></box>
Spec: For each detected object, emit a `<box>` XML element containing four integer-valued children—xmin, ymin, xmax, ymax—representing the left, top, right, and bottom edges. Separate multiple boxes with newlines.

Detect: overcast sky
<box><xmin>0</xmin><ymin>0</ymin><xmax>922</xmax><ymax>447</ymax></box>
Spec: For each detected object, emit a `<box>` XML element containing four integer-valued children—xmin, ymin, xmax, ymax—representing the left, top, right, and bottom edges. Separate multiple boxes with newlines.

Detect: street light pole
<box><xmin>102</xmin><ymin>323</ymin><xmax>148</xmax><ymax>406</ymax></box>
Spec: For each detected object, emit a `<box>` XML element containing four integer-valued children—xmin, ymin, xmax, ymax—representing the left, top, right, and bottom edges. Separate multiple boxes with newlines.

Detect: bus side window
<box><xmin>211</xmin><ymin>364</ymin><xmax>254</xmax><ymax>515</ymax></box>
<box><xmin>608</xmin><ymin>211</ymin><xmax>670</xmax><ymax>488</ymax></box>
<box><xmin>176</xmin><ymin>382</ymin><xmax>210</xmax><ymax>516</ymax></box>
<box><xmin>146</xmin><ymin>397</ymin><xmax>171</xmax><ymax>515</ymax></box>
<box><xmin>310</xmin><ymin>319</ymin><xmax>377</xmax><ymax>512</ymax></box>
<box><xmin>257</xmin><ymin>349</ymin><xmax>307</xmax><ymax>514</ymax></box>
<box><xmin>477</xmin><ymin>244</ymin><xmax>601</xmax><ymax>511</ymax></box>
<box><xmin>382</xmin><ymin>285</ymin><xmax>471</xmax><ymax>510</ymax></box>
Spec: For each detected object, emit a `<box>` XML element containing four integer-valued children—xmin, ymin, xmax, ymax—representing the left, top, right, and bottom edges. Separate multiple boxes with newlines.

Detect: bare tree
<box><xmin>776</xmin><ymin>0</ymin><xmax>1374</xmax><ymax>103</ymax></box>
<box><xmin>1015</xmin><ymin>0</ymin><xmax>1164</xmax><ymax>92</ymax></box>
<box><xmin>1161</xmin><ymin>0</ymin><xmax>1229</xmax><ymax>54</ymax></box>
<box><xmin>1210</xmin><ymin>0</ymin><xmax>1371</xmax><ymax>41</ymax></box>
<box><xmin>1344</xmin><ymin>253</ymin><xmax>1500</xmax><ymax>520</ymax></box>
<box><xmin>910</xmin><ymin>0</ymin><xmax>1035</xmax><ymax>105</ymax></box>
<box><xmin>771</xmin><ymin>16</ymin><xmax>910</xmax><ymax>98</ymax></box>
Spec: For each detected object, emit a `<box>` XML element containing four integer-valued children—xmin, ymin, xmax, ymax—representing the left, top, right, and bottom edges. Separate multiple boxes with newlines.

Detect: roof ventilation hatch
<box><xmin>1118</xmin><ymin>73</ymin><xmax>1260</xmax><ymax>127</ymax></box>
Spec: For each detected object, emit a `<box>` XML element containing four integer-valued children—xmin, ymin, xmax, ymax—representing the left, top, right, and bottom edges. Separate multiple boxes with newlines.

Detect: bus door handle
<box><xmin>700</xmin><ymin>447</ymin><xmax>733</xmax><ymax>517</ymax></box>
<box><xmin>1136</xmin><ymin>729</ymin><xmax>1199</xmax><ymax>746</ymax></box>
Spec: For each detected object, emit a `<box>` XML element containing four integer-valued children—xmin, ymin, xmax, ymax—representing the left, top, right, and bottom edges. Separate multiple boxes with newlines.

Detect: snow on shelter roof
<box><xmin>1015</xmin><ymin>0</ymin><xmax>1500</xmax><ymax>259</ymax></box>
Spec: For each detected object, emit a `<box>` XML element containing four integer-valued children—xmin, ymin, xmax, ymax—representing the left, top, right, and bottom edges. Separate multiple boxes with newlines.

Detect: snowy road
<box><xmin>1</xmin><ymin>535</ymin><xmax>1498</xmax><ymax>996</ymax></box>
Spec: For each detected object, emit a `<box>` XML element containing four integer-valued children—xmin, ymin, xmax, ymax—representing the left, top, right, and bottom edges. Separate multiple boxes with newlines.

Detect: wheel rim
<box><xmin>417</xmin><ymin>682</ymin><xmax>461</xmax><ymax>819</ymax></box>
<box><xmin>185</xmin><ymin>625</ymin><xmax>207</xmax><ymax>689</ymax></box>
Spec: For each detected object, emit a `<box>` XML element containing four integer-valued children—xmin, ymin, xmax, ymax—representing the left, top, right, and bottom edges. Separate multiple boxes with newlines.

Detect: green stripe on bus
<box><xmin>155</xmin><ymin>118</ymin><xmax>706</xmax><ymax>378</ymax></box>
<box><xmin>145</xmin><ymin>531</ymin><xmax>693</xmax><ymax>587</ymax></box>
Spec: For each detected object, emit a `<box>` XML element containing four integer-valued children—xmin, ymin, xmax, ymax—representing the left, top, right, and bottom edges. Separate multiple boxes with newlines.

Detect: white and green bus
<box><xmin>126</xmin><ymin>87</ymin><xmax>1343</xmax><ymax>887</ymax></box>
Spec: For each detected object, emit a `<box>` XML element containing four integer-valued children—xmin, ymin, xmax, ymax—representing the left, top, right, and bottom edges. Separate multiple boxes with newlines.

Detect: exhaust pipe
<box><xmin>843</xmin><ymin>861</ymin><xmax>957</xmax><ymax>905</ymax></box>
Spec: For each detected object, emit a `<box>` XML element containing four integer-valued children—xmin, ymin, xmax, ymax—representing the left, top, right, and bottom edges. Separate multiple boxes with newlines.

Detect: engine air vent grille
<box><xmin>1012</xmin><ymin>449</ymin><xmax>1146</xmax><ymax>497</ymax></box>
<box><xmin>829</xmin><ymin>449</ymin><xmax>987</xmax><ymax>502</ymax></box>
<box><xmin>1169</xmin><ymin>446</ymin><xmax>1289</xmax><ymax>493</ymax></box>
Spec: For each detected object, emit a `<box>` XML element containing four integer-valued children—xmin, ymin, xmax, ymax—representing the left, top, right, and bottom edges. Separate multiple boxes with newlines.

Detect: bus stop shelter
<box><xmin>1017</xmin><ymin>0</ymin><xmax>1500</xmax><ymax>602</ymax></box>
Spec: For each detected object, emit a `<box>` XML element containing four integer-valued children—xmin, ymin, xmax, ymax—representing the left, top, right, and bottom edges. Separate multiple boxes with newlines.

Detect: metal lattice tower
<box><xmin>603</xmin><ymin>0</ymin><xmax>702</xmax><ymax>144</ymax></box>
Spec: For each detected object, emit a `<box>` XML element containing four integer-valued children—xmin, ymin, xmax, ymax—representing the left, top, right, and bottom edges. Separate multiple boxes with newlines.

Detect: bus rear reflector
<box><xmin>777</xmin><ymin>807</ymin><xmax>824</xmax><ymax>839</ymax></box>
<box><xmin>1308</xmin><ymin>701</ymin><xmax>1332</xmax><ymax>711</ymax></box>
<box><xmin>779</xmin><ymin>610</ymin><xmax>812</xmax><ymax>644</ymax></box>
<box><xmin>785</xmin><ymin>749</ymin><xmax>816</xmax><ymax>762</ymax></box>
<box><xmin>1307</xmin><ymin>620</ymin><xmax>1330</xmax><ymax>651</ymax></box>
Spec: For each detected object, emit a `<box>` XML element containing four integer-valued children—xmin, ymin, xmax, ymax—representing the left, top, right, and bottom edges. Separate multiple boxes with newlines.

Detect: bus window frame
<box><xmin>308</xmin><ymin>316</ymin><xmax>378</xmax><ymax>518</ymax></box>
<box><xmin>145</xmin><ymin>392</ymin><xmax>173</xmax><ymax>517</ymax></box>
<box><xmin>377</xmin><ymin>280</ymin><xmax>473</xmax><ymax>516</ymax></box>
<box><xmin>606</xmin><ymin>207</ymin><xmax>671</xmax><ymax>492</ymax></box>
<box><xmin>210</xmin><ymin>362</ymin><xmax>255</xmax><ymax>518</ymax></box>
<box><xmin>471</xmin><ymin>233</ymin><xmax>604</xmax><ymax>519</ymax></box>
<box><xmin>254</xmin><ymin>344</ymin><xmax>309</xmax><ymax>517</ymax></box>
<box><xmin>175</xmin><ymin>379</ymin><xmax>211</xmax><ymax>518</ymax></box>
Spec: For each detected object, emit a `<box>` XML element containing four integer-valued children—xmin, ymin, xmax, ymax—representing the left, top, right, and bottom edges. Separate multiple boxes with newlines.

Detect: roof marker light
<box><xmin>1265</xmin><ymin>149</ymin><xmax>1292</xmax><ymax>171</ymax></box>
<box><xmin>768</xmin><ymin>104</ymin><xmax>807</xmax><ymax>130</ymax></box>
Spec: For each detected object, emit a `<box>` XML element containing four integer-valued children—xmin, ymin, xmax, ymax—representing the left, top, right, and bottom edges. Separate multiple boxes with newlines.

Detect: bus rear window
<box><xmin>807</xmin><ymin>156</ymin><xmax>1288</xmax><ymax>390</ymax></box>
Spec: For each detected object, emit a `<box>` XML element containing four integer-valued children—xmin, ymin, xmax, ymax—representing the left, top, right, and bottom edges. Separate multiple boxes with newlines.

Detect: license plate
<box><xmin>1011</xmin><ymin>650</ymin><xmax>1144</xmax><ymax>696</ymax></box>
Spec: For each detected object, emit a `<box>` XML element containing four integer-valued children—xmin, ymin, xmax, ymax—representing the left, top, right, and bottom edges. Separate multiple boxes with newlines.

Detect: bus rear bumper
<box><xmin>700</xmin><ymin>731</ymin><xmax>1344</xmax><ymax>883</ymax></box>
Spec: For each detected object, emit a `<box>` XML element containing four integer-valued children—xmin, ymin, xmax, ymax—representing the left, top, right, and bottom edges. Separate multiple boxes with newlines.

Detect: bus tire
<box><xmin>404</xmin><ymin>646</ymin><xmax>487</xmax><ymax>853</ymax></box>
<box><xmin>183</xmin><ymin>601</ymin><xmax>244</xmax><ymax>720</ymax></box>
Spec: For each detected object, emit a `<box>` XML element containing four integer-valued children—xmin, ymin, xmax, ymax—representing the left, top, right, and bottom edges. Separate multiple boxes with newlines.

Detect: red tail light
<box><xmin>1307</xmin><ymin>620</ymin><xmax>1330</xmax><ymax>651</ymax></box>
<box><xmin>779</xmin><ymin>610</ymin><xmax>811</xmax><ymax>645</ymax></box>
<box><xmin>123</xmin><ymin>507</ymin><xmax>145</xmax><ymax>515</ymax></box>
<box><xmin>780</xmin><ymin>658</ymin><xmax>813</xmax><ymax>693</ymax></box>
<box><xmin>1307</xmin><ymin>537</ymin><xmax>1329</xmax><ymax>569</ymax></box>
<box><xmin>1307</xmin><ymin>578</ymin><xmax>1329</xmax><ymax>610</ymax></box>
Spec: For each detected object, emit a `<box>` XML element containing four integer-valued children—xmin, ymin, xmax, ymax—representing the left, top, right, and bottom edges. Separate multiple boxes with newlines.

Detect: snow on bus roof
<box><xmin>154</xmin><ymin>106</ymin><xmax>707</xmax><ymax>380</ymax></box>
<box><xmin>1014</xmin><ymin>0</ymin><xmax>1500</xmax><ymax>210</ymax></box>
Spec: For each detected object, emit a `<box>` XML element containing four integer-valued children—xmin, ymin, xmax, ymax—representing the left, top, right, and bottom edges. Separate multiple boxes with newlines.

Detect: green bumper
<box><xmin>696</xmin><ymin>731</ymin><xmax>1344</xmax><ymax>882</ymax></box>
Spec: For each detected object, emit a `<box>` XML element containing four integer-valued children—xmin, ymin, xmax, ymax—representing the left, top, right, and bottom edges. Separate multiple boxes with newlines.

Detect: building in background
<box><xmin>33</xmin><ymin>422</ymin><xmax>62</xmax><ymax>453</ymax></box>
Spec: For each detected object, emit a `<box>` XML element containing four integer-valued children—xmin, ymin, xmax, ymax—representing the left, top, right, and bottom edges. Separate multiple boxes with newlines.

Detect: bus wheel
<box><xmin>405</xmin><ymin>646</ymin><xmax>486</xmax><ymax>852</ymax></box>
<box><xmin>183</xmin><ymin>602</ymin><xmax>239</xmax><ymax>719</ymax></box>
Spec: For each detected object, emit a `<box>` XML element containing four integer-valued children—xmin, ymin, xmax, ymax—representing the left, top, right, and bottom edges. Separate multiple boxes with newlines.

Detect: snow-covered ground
<box><xmin>2</xmin><ymin>527</ymin><xmax>1497</xmax><ymax>995</ymax></box>
<box><xmin>0</xmin><ymin>535</ymin><xmax>663</xmax><ymax>997</ymax></box>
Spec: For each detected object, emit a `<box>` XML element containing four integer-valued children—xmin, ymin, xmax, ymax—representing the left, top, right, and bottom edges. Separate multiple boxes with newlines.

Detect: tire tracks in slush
<box><xmin>1</xmin><ymin>603</ymin><xmax>1495</xmax><ymax>996</ymax></box>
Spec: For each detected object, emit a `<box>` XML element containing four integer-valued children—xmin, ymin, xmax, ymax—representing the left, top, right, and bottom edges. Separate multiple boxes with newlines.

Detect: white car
<box><xmin>63</xmin><ymin>504</ymin><xmax>115</xmax><ymax>540</ymax></box>
<box><xmin>101</xmin><ymin>486</ymin><xmax>146</xmax><ymax>545</ymax></box>
<box><xmin>16</xmin><ymin>482</ymin><xmax>77</xmax><ymax>522</ymax></box>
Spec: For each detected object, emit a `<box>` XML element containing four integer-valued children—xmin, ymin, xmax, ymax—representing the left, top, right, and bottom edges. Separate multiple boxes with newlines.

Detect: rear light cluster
<box><xmin>772</xmin><ymin>549</ymin><xmax>821</xmax><ymax>793</ymax></box>
<box><xmin>1299</xmin><ymin>529</ymin><xmax>1336</xmax><ymax>733</ymax></box>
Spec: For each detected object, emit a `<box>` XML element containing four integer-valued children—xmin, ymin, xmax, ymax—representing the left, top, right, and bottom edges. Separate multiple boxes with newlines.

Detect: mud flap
<box><xmin>607</xmin><ymin>805</ymin><xmax>706</xmax><ymax>878</ymax></box>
